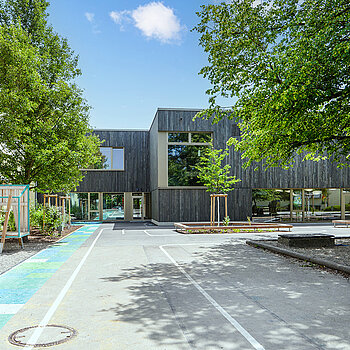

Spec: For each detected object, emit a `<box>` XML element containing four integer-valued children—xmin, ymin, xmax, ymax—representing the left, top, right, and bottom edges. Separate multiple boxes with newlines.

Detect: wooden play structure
<box><xmin>0</xmin><ymin>185</ymin><xmax>30</xmax><ymax>253</ymax></box>
<box><xmin>43</xmin><ymin>194</ymin><xmax>71</xmax><ymax>232</ymax></box>
<box><xmin>210</xmin><ymin>194</ymin><xmax>228</xmax><ymax>226</ymax></box>
<box><xmin>60</xmin><ymin>196</ymin><xmax>71</xmax><ymax>227</ymax></box>
<box><xmin>43</xmin><ymin>194</ymin><xmax>58</xmax><ymax>232</ymax></box>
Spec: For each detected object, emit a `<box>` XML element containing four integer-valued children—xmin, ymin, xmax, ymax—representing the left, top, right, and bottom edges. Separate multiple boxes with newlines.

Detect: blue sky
<box><xmin>47</xmin><ymin>1</ymin><xmax>214</xmax><ymax>129</ymax></box>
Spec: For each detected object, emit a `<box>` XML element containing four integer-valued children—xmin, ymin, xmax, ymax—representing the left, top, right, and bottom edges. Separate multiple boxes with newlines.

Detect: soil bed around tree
<box><xmin>174</xmin><ymin>221</ymin><xmax>293</xmax><ymax>234</ymax></box>
<box><xmin>262</xmin><ymin>238</ymin><xmax>350</xmax><ymax>268</ymax></box>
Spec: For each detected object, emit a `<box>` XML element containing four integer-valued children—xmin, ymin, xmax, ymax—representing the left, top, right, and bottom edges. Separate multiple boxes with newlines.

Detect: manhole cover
<box><xmin>9</xmin><ymin>324</ymin><xmax>77</xmax><ymax>347</ymax></box>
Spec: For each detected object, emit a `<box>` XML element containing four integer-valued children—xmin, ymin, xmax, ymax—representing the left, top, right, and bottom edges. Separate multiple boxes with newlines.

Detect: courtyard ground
<box><xmin>0</xmin><ymin>223</ymin><xmax>349</xmax><ymax>349</ymax></box>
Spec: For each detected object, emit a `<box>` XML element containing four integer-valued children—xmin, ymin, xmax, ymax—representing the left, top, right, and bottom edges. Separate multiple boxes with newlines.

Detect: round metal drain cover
<box><xmin>9</xmin><ymin>324</ymin><xmax>77</xmax><ymax>347</ymax></box>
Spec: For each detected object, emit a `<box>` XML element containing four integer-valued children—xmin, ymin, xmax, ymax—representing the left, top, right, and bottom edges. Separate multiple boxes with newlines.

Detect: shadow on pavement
<box><xmin>98</xmin><ymin>243</ymin><xmax>350</xmax><ymax>350</ymax></box>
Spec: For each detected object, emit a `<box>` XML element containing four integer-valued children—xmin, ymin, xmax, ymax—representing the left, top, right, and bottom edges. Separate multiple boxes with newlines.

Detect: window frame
<box><xmin>167</xmin><ymin>132</ymin><xmax>212</xmax><ymax>188</ymax></box>
<box><xmin>167</xmin><ymin>132</ymin><xmax>212</xmax><ymax>146</ymax></box>
<box><xmin>83</xmin><ymin>147</ymin><xmax>125</xmax><ymax>171</ymax></box>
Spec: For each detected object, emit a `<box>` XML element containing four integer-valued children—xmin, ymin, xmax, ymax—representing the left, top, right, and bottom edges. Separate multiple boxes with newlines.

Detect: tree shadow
<box><xmin>99</xmin><ymin>242</ymin><xmax>350</xmax><ymax>349</ymax></box>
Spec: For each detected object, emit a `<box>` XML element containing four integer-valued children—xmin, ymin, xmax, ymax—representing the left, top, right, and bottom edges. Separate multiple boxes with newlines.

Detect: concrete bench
<box><xmin>332</xmin><ymin>220</ymin><xmax>350</xmax><ymax>227</ymax></box>
<box><xmin>278</xmin><ymin>234</ymin><xmax>335</xmax><ymax>248</ymax></box>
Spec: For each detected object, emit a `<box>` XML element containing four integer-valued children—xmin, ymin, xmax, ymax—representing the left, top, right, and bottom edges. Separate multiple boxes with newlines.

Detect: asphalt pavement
<box><xmin>0</xmin><ymin>224</ymin><xmax>349</xmax><ymax>349</ymax></box>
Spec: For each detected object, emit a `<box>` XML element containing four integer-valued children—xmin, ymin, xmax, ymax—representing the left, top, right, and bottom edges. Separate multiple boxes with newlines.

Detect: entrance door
<box><xmin>132</xmin><ymin>196</ymin><xmax>143</xmax><ymax>220</ymax></box>
<box><xmin>89</xmin><ymin>193</ymin><xmax>100</xmax><ymax>221</ymax></box>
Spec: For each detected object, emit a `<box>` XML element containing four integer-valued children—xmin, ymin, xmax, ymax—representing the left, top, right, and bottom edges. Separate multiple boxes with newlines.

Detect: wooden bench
<box><xmin>332</xmin><ymin>220</ymin><xmax>350</xmax><ymax>228</ymax></box>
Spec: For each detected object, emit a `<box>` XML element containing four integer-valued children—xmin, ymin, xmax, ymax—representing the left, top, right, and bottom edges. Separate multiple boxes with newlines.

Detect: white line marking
<box><xmin>144</xmin><ymin>230</ymin><xmax>179</xmax><ymax>237</ymax></box>
<box><xmin>23</xmin><ymin>228</ymin><xmax>105</xmax><ymax>350</ymax></box>
<box><xmin>159</xmin><ymin>245</ymin><xmax>265</xmax><ymax>350</ymax></box>
<box><xmin>122</xmin><ymin>229</ymin><xmax>125</xmax><ymax>235</ymax></box>
<box><xmin>0</xmin><ymin>304</ymin><xmax>24</xmax><ymax>314</ymax></box>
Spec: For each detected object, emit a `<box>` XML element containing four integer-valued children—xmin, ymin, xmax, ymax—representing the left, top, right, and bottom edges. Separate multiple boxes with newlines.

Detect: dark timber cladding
<box><xmin>76</xmin><ymin>130</ymin><xmax>150</xmax><ymax>193</ymax></box>
<box><xmin>75</xmin><ymin>108</ymin><xmax>350</xmax><ymax>222</ymax></box>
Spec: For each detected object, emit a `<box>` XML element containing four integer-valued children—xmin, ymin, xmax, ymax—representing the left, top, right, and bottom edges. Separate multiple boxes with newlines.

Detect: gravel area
<box><xmin>264</xmin><ymin>238</ymin><xmax>350</xmax><ymax>267</ymax></box>
<box><xmin>0</xmin><ymin>226</ymin><xmax>83</xmax><ymax>275</ymax></box>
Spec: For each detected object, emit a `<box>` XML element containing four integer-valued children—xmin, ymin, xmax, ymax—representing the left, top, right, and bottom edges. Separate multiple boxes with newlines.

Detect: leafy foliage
<box><xmin>0</xmin><ymin>0</ymin><xmax>101</xmax><ymax>192</ymax></box>
<box><xmin>0</xmin><ymin>208</ymin><xmax>16</xmax><ymax>231</ymax></box>
<box><xmin>196</xmin><ymin>143</ymin><xmax>240</xmax><ymax>193</ymax></box>
<box><xmin>194</xmin><ymin>0</ymin><xmax>350</xmax><ymax>168</ymax></box>
<box><xmin>168</xmin><ymin>145</ymin><xmax>208</xmax><ymax>186</ymax></box>
<box><xmin>30</xmin><ymin>204</ymin><xmax>62</xmax><ymax>234</ymax></box>
<box><xmin>222</xmin><ymin>216</ymin><xmax>230</xmax><ymax>226</ymax></box>
<box><xmin>252</xmin><ymin>189</ymin><xmax>288</xmax><ymax>205</ymax></box>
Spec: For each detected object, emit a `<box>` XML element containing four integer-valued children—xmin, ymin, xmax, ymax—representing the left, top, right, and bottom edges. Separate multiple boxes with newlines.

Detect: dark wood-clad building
<box><xmin>71</xmin><ymin>108</ymin><xmax>350</xmax><ymax>223</ymax></box>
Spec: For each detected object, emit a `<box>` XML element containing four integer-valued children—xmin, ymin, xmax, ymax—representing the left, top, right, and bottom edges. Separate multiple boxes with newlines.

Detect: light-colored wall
<box><xmin>124</xmin><ymin>192</ymin><xmax>133</xmax><ymax>221</ymax></box>
<box><xmin>158</xmin><ymin>132</ymin><xmax>168</xmax><ymax>188</ymax></box>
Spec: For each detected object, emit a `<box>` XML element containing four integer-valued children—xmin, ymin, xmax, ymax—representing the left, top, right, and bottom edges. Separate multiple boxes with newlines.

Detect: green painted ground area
<box><xmin>0</xmin><ymin>224</ymin><xmax>100</xmax><ymax>329</ymax></box>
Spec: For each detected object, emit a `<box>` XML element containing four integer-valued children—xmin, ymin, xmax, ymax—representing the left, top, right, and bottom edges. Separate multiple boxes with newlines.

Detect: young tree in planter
<box><xmin>0</xmin><ymin>0</ymin><xmax>101</xmax><ymax>193</ymax></box>
<box><xmin>196</xmin><ymin>143</ymin><xmax>240</xmax><ymax>224</ymax></box>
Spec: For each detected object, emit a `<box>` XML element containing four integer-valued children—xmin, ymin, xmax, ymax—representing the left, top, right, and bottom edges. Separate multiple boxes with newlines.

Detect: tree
<box><xmin>0</xmin><ymin>0</ymin><xmax>101</xmax><ymax>192</ymax></box>
<box><xmin>252</xmin><ymin>189</ymin><xmax>289</xmax><ymax>215</ymax></box>
<box><xmin>194</xmin><ymin>0</ymin><xmax>350</xmax><ymax>168</ymax></box>
<box><xmin>196</xmin><ymin>143</ymin><xmax>240</xmax><ymax>194</ymax></box>
<box><xmin>196</xmin><ymin>143</ymin><xmax>240</xmax><ymax>223</ymax></box>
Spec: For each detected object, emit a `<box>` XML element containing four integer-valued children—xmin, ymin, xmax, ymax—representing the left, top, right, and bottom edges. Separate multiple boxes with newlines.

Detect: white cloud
<box><xmin>85</xmin><ymin>12</ymin><xmax>101</xmax><ymax>34</ymax></box>
<box><xmin>110</xmin><ymin>2</ymin><xmax>183</xmax><ymax>43</ymax></box>
<box><xmin>110</xmin><ymin>10</ymin><xmax>129</xmax><ymax>24</ymax></box>
<box><xmin>132</xmin><ymin>2</ymin><xmax>182</xmax><ymax>43</ymax></box>
<box><xmin>109</xmin><ymin>10</ymin><xmax>131</xmax><ymax>30</ymax></box>
<box><xmin>85</xmin><ymin>12</ymin><xmax>95</xmax><ymax>23</ymax></box>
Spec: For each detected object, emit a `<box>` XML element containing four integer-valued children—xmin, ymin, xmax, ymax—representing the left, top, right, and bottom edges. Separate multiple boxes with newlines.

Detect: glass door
<box><xmin>89</xmin><ymin>193</ymin><xmax>100</xmax><ymax>221</ymax></box>
<box><xmin>132</xmin><ymin>196</ymin><xmax>143</xmax><ymax>220</ymax></box>
<box><xmin>103</xmin><ymin>193</ymin><xmax>124</xmax><ymax>220</ymax></box>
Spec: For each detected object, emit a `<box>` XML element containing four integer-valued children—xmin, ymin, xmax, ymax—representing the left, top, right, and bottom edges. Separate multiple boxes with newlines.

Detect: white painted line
<box><xmin>23</xmin><ymin>228</ymin><xmax>105</xmax><ymax>350</ymax></box>
<box><xmin>25</xmin><ymin>259</ymin><xmax>48</xmax><ymax>263</ymax></box>
<box><xmin>0</xmin><ymin>304</ymin><xmax>24</xmax><ymax>314</ymax></box>
<box><xmin>144</xmin><ymin>230</ymin><xmax>179</xmax><ymax>237</ymax></box>
<box><xmin>122</xmin><ymin>229</ymin><xmax>125</xmax><ymax>235</ymax></box>
<box><xmin>159</xmin><ymin>245</ymin><xmax>266</xmax><ymax>350</ymax></box>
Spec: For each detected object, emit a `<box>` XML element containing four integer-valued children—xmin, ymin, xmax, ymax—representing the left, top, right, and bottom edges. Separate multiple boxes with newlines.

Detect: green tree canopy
<box><xmin>194</xmin><ymin>0</ymin><xmax>350</xmax><ymax>168</ymax></box>
<box><xmin>196</xmin><ymin>143</ymin><xmax>240</xmax><ymax>194</ymax></box>
<box><xmin>0</xmin><ymin>0</ymin><xmax>101</xmax><ymax>192</ymax></box>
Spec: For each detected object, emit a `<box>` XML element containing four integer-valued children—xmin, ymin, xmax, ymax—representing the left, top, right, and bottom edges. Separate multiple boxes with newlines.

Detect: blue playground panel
<box><xmin>0</xmin><ymin>224</ymin><xmax>100</xmax><ymax>329</ymax></box>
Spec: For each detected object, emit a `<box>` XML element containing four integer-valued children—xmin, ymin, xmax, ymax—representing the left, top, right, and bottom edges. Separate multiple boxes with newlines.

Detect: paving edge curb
<box><xmin>246</xmin><ymin>240</ymin><xmax>350</xmax><ymax>275</ymax></box>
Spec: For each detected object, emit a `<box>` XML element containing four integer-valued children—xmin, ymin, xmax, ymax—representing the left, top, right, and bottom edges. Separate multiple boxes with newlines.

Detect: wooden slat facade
<box><xmin>75</xmin><ymin>108</ymin><xmax>350</xmax><ymax>222</ymax></box>
<box><xmin>76</xmin><ymin>130</ymin><xmax>150</xmax><ymax>193</ymax></box>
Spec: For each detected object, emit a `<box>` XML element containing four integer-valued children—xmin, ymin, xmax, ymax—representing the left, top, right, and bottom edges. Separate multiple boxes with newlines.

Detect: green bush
<box><xmin>323</xmin><ymin>205</ymin><xmax>341</xmax><ymax>211</ymax></box>
<box><xmin>222</xmin><ymin>216</ymin><xmax>230</xmax><ymax>226</ymax></box>
<box><xmin>323</xmin><ymin>204</ymin><xmax>350</xmax><ymax>211</ymax></box>
<box><xmin>30</xmin><ymin>205</ymin><xmax>62</xmax><ymax>235</ymax></box>
<box><xmin>0</xmin><ymin>209</ymin><xmax>16</xmax><ymax>232</ymax></box>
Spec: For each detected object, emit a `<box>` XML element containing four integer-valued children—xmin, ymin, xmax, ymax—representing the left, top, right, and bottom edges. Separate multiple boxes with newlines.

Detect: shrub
<box><xmin>323</xmin><ymin>205</ymin><xmax>341</xmax><ymax>211</ymax></box>
<box><xmin>223</xmin><ymin>216</ymin><xmax>230</xmax><ymax>226</ymax></box>
<box><xmin>30</xmin><ymin>205</ymin><xmax>62</xmax><ymax>235</ymax></box>
<box><xmin>0</xmin><ymin>209</ymin><xmax>16</xmax><ymax>232</ymax></box>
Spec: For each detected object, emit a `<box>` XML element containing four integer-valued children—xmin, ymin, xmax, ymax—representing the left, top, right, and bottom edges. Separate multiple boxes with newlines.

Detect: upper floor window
<box><xmin>167</xmin><ymin>132</ymin><xmax>212</xmax><ymax>186</ymax></box>
<box><xmin>168</xmin><ymin>132</ymin><xmax>212</xmax><ymax>144</ymax></box>
<box><xmin>98</xmin><ymin>147</ymin><xmax>124</xmax><ymax>170</ymax></box>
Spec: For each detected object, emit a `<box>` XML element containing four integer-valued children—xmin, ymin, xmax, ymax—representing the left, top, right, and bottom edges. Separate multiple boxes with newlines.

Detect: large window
<box><xmin>70</xmin><ymin>193</ymin><xmax>100</xmax><ymax>221</ymax></box>
<box><xmin>252</xmin><ymin>188</ymin><xmax>344</xmax><ymax>221</ymax></box>
<box><xmin>96</xmin><ymin>147</ymin><xmax>124</xmax><ymax>170</ymax></box>
<box><xmin>70</xmin><ymin>193</ymin><xmax>88</xmax><ymax>221</ymax></box>
<box><xmin>103</xmin><ymin>193</ymin><xmax>124</xmax><ymax>220</ymax></box>
<box><xmin>168</xmin><ymin>132</ymin><xmax>212</xmax><ymax>186</ymax></box>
